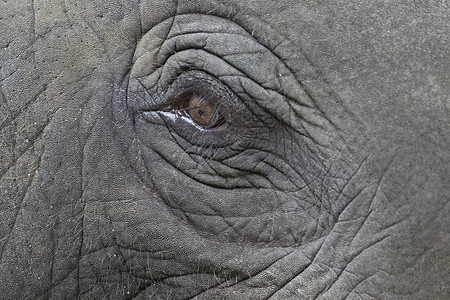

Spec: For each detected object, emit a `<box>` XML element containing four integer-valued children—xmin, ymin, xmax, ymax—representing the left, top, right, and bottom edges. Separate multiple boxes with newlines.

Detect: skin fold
<box><xmin>0</xmin><ymin>0</ymin><xmax>448</xmax><ymax>299</ymax></box>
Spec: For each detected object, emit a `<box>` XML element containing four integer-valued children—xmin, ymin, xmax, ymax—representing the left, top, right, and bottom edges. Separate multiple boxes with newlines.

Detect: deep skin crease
<box><xmin>0</xmin><ymin>0</ymin><xmax>449</xmax><ymax>299</ymax></box>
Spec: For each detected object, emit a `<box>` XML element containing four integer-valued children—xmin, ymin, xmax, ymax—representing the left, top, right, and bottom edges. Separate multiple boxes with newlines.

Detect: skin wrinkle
<box><xmin>262</xmin><ymin>159</ymin><xmax>399</xmax><ymax>297</ymax></box>
<box><xmin>143</xmin><ymin>143</ymin><xmax>315</xmax><ymax>245</ymax></box>
<box><xmin>99</xmin><ymin>207</ymin><xmax>136</xmax><ymax>294</ymax></box>
<box><xmin>0</xmin><ymin>80</ymin><xmax>49</xmax><ymax>146</ymax></box>
<box><xmin>143</xmin><ymin>146</ymin><xmax>322</xmax><ymax>246</ymax></box>
<box><xmin>188</xmin><ymin>237</ymin><xmax>325</xmax><ymax>300</ymax></box>
<box><xmin>345</xmin><ymin>269</ymin><xmax>399</xmax><ymax>299</ymax></box>
<box><xmin>0</xmin><ymin>146</ymin><xmax>43</xmax><ymax>261</ymax></box>
<box><xmin>95</xmin><ymin>252</ymin><xmax>145</xmax><ymax>298</ymax></box>
<box><xmin>51</xmin><ymin>110</ymin><xmax>84</xmax><ymax>296</ymax></box>
<box><xmin>188</xmin><ymin>251</ymin><xmax>296</xmax><ymax>300</ymax></box>
<box><xmin>111</xmin><ymin>77</ymin><xmax>156</xmax><ymax>195</ymax></box>
<box><xmin>129</xmin><ymin>242</ymin><xmax>287</xmax><ymax>299</ymax></box>
<box><xmin>0</xmin><ymin>105</ymin><xmax>48</xmax><ymax>252</ymax></box>
<box><xmin>0</xmin><ymin>88</ymin><xmax>12</xmax><ymax>125</ymax></box>
<box><xmin>0</xmin><ymin>121</ymin><xmax>46</xmax><ymax>181</ymax></box>
<box><xmin>315</xmin><ymin>235</ymin><xmax>390</xmax><ymax>298</ymax></box>
<box><xmin>167</xmin><ymin>31</ymin><xmax>291</xmax><ymax>95</ymax></box>
<box><xmin>147</xmin><ymin>135</ymin><xmax>309</xmax><ymax>194</ymax></box>
<box><xmin>79</xmin><ymin>84</ymin><xmax>126</xmax><ymax>296</ymax></box>
<box><xmin>309</xmin><ymin>177</ymin><xmax>398</xmax><ymax>298</ymax></box>
<box><xmin>5</xmin><ymin>111</ymin><xmax>83</xmax><ymax>295</ymax></box>
<box><xmin>330</xmin><ymin>155</ymin><xmax>370</xmax><ymax>216</ymax></box>
<box><xmin>121</xmin><ymin>136</ymin><xmax>286</xmax><ymax>239</ymax></box>
<box><xmin>36</xmin><ymin>267</ymin><xmax>79</xmax><ymax>299</ymax></box>
<box><xmin>262</xmin><ymin>241</ymin><xmax>326</xmax><ymax>300</ymax></box>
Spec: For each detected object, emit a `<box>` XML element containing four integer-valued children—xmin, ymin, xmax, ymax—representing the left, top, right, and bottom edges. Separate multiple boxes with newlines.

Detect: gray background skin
<box><xmin>0</xmin><ymin>0</ymin><xmax>449</xmax><ymax>299</ymax></box>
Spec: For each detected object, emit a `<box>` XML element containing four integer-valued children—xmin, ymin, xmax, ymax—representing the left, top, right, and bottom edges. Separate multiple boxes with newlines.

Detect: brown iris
<box><xmin>187</xmin><ymin>95</ymin><xmax>215</xmax><ymax>127</ymax></box>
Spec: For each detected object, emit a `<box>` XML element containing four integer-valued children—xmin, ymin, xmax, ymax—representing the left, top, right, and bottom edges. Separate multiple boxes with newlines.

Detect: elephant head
<box><xmin>1</xmin><ymin>0</ymin><xmax>448</xmax><ymax>299</ymax></box>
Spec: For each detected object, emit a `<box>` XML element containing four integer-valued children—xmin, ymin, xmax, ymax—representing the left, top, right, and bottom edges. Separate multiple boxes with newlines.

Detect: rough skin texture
<box><xmin>0</xmin><ymin>0</ymin><xmax>448</xmax><ymax>299</ymax></box>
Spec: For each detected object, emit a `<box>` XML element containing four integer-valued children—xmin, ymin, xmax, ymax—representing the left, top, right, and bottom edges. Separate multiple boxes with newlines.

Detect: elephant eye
<box><xmin>176</xmin><ymin>93</ymin><xmax>225</xmax><ymax>129</ymax></box>
<box><xmin>138</xmin><ymin>70</ymin><xmax>254</xmax><ymax>149</ymax></box>
<box><xmin>153</xmin><ymin>71</ymin><xmax>240</xmax><ymax>135</ymax></box>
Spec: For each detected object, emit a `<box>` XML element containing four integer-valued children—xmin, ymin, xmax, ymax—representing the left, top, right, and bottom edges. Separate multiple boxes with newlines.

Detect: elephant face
<box><xmin>1</xmin><ymin>0</ymin><xmax>448</xmax><ymax>299</ymax></box>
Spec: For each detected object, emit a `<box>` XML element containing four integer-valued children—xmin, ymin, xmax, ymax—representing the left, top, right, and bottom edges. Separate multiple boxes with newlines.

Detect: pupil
<box><xmin>198</xmin><ymin>109</ymin><xmax>204</xmax><ymax>117</ymax></box>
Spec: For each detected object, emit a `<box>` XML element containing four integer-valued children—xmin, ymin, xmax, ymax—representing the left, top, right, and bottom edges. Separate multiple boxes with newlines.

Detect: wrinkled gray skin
<box><xmin>1</xmin><ymin>0</ymin><xmax>449</xmax><ymax>299</ymax></box>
